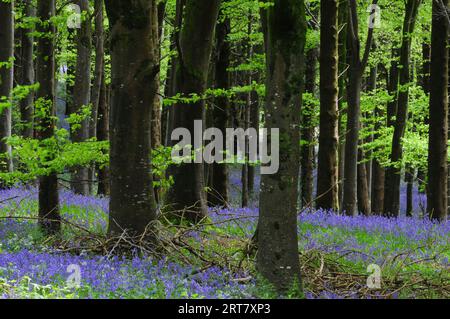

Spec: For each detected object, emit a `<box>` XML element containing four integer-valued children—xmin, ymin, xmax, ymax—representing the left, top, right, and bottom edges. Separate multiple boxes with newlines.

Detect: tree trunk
<box><xmin>88</xmin><ymin>0</ymin><xmax>105</xmax><ymax>194</ymax></box>
<box><xmin>248</xmin><ymin>84</ymin><xmax>259</xmax><ymax>194</ymax></box>
<box><xmin>105</xmin><ymin>0</ymin><xmax>159</xmax><ymax>235</ymax></box>
<box><xmin>405</xmin><ymin>166</ymin><xmax>414</xmax><ymax>217</ymax></box>
<box><xmin>417</xmin><ymin>42</ymin><xmax>430</xmax><ymax>195</ymax></box>
<box><xmin>162</xmin><ymin>0</ymin><xmax>185</xmax><ymax>147</ymax></box>
<box><xmin>0</xmin><ymin>0</ymin><xmax>14</xmax><ymax>177</ymax></box>
<box><xmin>19</xmin><ymin>0</ymin><xmax>36</xmax><ymax>139</ymax></box>
<box><xmin>97</xmin><ymin>76</ymin><xmax>110</xmax><ymax>196</ymax></box>
<box><xmin>209</xmin><ymin>16</ymin><xmax>230</xmax><ymax>207</ymax></box>
<box><xmin>70</xmin><ymin>0</ymin><xmax>92</xmax><ymax>195</ymax></box>
<box><xmin>384</xmin><ymin>0</ymin><xmax>421</xmax><ymax>217</ymax></box>
<box><xmin>343</xmin><ymin>65</ymin><xmax>362</xmax><ymax>216</ymax></box>
<box><xmin>427</xmin><ymin>0</ymin><xmax>448</xmax><ymax>222</ymax></box>
<box><xmin>257</xmin><ymin>0</ymin><xmax>306</xmax><ymax>294</ymax></box>
<box><xmin>167</xmin><ymin>0</ymin><xmax>221</xmax><ymax>222</ymax></box>
<box><xmin>35</xmin><ymin>0</ymin><xmax>60</xmax><ymax>234</ymax></box>
<box><xmin>337</xmin><ymin>0</ymin><xmax>348</xmax><ymax>209</ymax></box>
<box><xmin>371</xmin><ymin>65</ymin><xmax>385</xmax><ymax>215</ymax></box>
<box><xmin>357</xmin><ymin>146</ymin><xmax>371</xmax><ymax>215</ymax></box>
<box><xmin>300</xmin><ymin>3</ymin><xmax>318</xmax><ymax>209</ymax></box>
<box><xmin>342</xmin><ymin>0</ymin><xmax>376</xmax><ymax>216</ymax></box>
<box><xmin>316</xmin><ymin>0</ymin><xmax>339</xmax><ymax>211</ymax></box>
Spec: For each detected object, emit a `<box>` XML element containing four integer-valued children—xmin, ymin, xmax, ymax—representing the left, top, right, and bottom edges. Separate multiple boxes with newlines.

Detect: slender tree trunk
<box><xmin>417</xmin><ymin>42</ymin><xmax>430</xmax><ymax>194</ymax></box>
<box><xmin>371</xmin><ymin>65</ymin><xmax>385</xmax><ymax>215</ymax></box>
<box><xmin>97</xmin><ymin>76</ymin><xmax>110</xmax><ymax>196</ymax></box>
<box><xmin>0</xmin><ymin>0</ymin><xmax>14</xmax><ymax>177</ymax></box>
<box><xmin>167</xmin><ymin>0</ymin><xmax>221</xmax><ymax>222</ymax></box>
<box><xmin>162</xmin><ymin>0</ymin><xmax>185</xmax><ymax>147</ymax></box>
<box><xmin>343</xmin><ymin>65</ymin><xmax>362</xmax><ymax>216</ymax></box>
<box><xmin>358</xmin><ymin>62</ymin><xmax>378</xmax><ymax>215</ymax></box>
<box><xmin>242</xmin><ymin>14</ymin><xmax>253</xmax><ymax>208</ymax></box>
<box><xmin>316</xmin><ymin>0</ymin><xmax>339</xmax><ymax>211</ymax></box>
<box><xmin>35</xmin><ymin>0</ymin><xmax>60</xmax><ymax>234</ymax></box>
<box><xmin>405</xmin><ymin>166</ymin><xmax>414</xmax><ymax>216</ymax></box>
<box><xmin>427</xmin><ymin>0</ymin><xmax>448</xmax><ymax>222</ymax></box>
<box><xmin>257</xmin><ymin>0</ymin><xmax>306</xmax><ymax>294</ymax></box>
<box><xmin>248</xmin><ymin>83</ymin><xmax>259</xmax><ymax>194</ymax></box>
<box><xmin>384</xmin><ymin>0</ymin><xmax>421</xmax><ymax>217</ymax></box>
<box><xmin>88</xmin><ymin>0</ymin><xmax>105</xmax><ymax>194</ymax></box>
<box><xmin>208</xmin><ymin>17</ymin><xmax>230</xmax><ymax>207</ymax></box>
<box><xmin>105</xmin><ymin>0</ymin><xmax>159</xmax><ymax>235</ymax></box>
<box><xmin>300</xmin><ymin>4</ymin><xmax>318</xmax><ymax>209</ymax></box>
<box><xmin>337</xmin><ymin>0</ymin><xmax>348</xmax><ymax>209</ymax></box>
<box><xmin>357</xmin><ymin>146</ymin><xmax>371</xmax><ymax>215</ymax></box>
<box><xmin>70</xmin><ymin>0</ymin><xmax>91</xmax><ymax>195</ymax></box>
<box><xmin>342</xmin><ymin>0</ymin><xmax>376</xmax><ymax>216</ymax></box>
<box><xmin>19</xmin><ymin>0</ymin><xmax>36</xmax><ymax>138</ymax></box>
<box><xmin>152</xmin><ymin>0</ymin><xmax>165</xmax><ymax>205</ymax></box>
<box><xmin>365</xmin><ymin>61</ymin><xmax>377</xmax><ymax>197</ymax></box>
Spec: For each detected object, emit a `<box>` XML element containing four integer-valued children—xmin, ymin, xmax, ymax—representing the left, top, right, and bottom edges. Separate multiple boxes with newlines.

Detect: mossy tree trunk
<box><xmin>257</xmin><ymin>0</ymin><xmax>306</xmax><ymax>294</ymax></box>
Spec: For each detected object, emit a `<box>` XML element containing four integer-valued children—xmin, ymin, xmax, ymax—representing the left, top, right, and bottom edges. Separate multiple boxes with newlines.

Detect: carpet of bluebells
<box><xmin>0</xmin><ymin>170</ymin><xmax>448</xmax><ymax>299</ymax></box>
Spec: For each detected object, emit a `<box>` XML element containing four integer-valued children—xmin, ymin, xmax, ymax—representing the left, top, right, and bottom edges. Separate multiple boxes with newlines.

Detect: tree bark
<box><xmin>384</xmin><ymin>0</ymin><xmax>421</xmax><ymax>217</ymax></box>
<box><xmin>357</xmin><ymin>146</ymin><xmax>371</xmax><ymax>215</ymax></box>
<box><xmin>162</xmin><ymin>0</ymin><xmax>185</xmax><ymax>147</ymax></box>
<box><xmin>427</xmin><ymin>0</ymin><xmax>448</xmax><ymax>222</ymax></box>
<box><xmin>300</xmin><ymin>3</ymin><xmax>318</xmax><ymax>209</ymax></box>
<box><xmin>405</xmin><ymin>166</ymin><xmax>414</xmax><ymax>216</ymax></box>
<box><xmin>35</xmin><ymin>0</ymin><xmax>60</xmax><ymax>234</ymax></box>
<box><xmin>209</xmin><ymin>16</ymin><xmax>230</xmax><ymax>207</ymax></box>
<box><xmin>88</xmin><ymin>0</ymin><xmax>105</xmax><ymax>194</ymax></box>
<box><xmin>70</xmin><ymin>0</ymin><xmax>92</xmax><ymax>195</ymax></box>
<box><xmin>316</xmin><ymin>0</ymin><xmax>339</xmax><ymax>211</ymax></box>
<box><xmin>19</xmin><ymin>0</ymin><xmax>36</xmax><ymax>139</ymax></box>
<box><xmin>97</xmin><ymin>76</ymin><xmax>110</xmax><ymax>196</ymax></box>
<box><xmin>0</xmin><ymin>0</ymin><xmax>14</xmax><ymax>176</ymax></box>
<box><xmin>257</xmin><ymin>0</ymin><xmax>306</xmax><ymax>294</ymax></box>
<box><xmin>105</xmin><ymin>0</ymin><xmax>159</xmax><ymax>235</ymax></box>
<box><xmin>371</xmin><ymin>64</ymin><xmax>385</xmax><ymax>215</ymax></box>
<box><xmin>342</xmin><ymin>0</ymin><xmax>376</xmax><ymax>216</ymax></box>
<box><xmin>166</xmin><ymin>0</ymin><xmax>221</xmax><ymax>222</ymax></box>
<box><xmin>337</xmin><ymin>0</ymin><xmax>348</xmax><ymax>209</ymax></box>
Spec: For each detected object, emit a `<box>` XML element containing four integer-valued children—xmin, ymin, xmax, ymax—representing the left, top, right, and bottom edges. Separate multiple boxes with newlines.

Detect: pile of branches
<box><xmin>300</xmin><ymin>248</ymin><xmax>450</xmax><ymax>299</ymax></box>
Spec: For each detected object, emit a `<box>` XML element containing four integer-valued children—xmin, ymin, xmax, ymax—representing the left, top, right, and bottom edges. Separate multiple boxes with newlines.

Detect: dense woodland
<box><xmin>0</xmin><ymin>0</ymin><xmax>448</xmax><ymax>299</ymax></box>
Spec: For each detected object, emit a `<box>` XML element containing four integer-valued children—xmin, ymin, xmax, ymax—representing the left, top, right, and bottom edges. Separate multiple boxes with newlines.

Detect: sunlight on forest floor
<box><xmin>0</xmin><ymin>183</ymin><xmax>448</xmax><ymax>299</ymax></box>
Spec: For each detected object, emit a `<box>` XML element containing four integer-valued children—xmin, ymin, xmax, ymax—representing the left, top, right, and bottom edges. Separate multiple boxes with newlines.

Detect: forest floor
<box><xmin>0</xmin><ymin>175</ymin><xmax>448</xmax><ymax>299</ymax></box>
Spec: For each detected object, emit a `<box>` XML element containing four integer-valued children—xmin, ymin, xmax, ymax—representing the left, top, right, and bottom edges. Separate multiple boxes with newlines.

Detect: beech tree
<box><xmin>19</xmin><ymin>0</ymin><xmax>36</xmax><ymax>139</ymax></box>
<box><xmin>257</xmin><ymin>0</ymin><xmax>306</xmax><ymax>293</ymax></box>
<box><xmin>70</xmin><ymin>0</ymin><xmax>92</xmax><ymax>195</ymax></box>
<box><xmin>0</xmin><ymin>0</ymin><xmax>14</xmax><ymax>176</ymax></box>
<box><xmin>342</xmin><ymin>0</ymin><xmax>376</xmax><ymax>216</ymax></box>
<box><xmin>105</xmin><ymin>0</ymin><xmax>159</xmax><ymax>235</ymax></box>
<box><xmin>427</xmin><ymin>0</ymin><xmax>448</xmax><ymax>221</ymax></box>
<box><xmin>209</xmin><ymin>15</ymin><xmax>231</xmax><ymax>207</ymax></box>
<box><xmin>316</xmin><ymin>0</ymin><xmax>339</xmax><ymax>211</ymax></box>
<box><xmin>35</xmin><ymin>0</ymin><xmax>60</xmax><ymax>233</ymax></box>
<box><xmin>167</xmin><ymin>0</ymin><xmax>221</xmax><ymax>222</ymax></box>
<box><xmin>384</xmin><ymin>0</ymin><xmax>421</xmax><ymax>217</ymax></box>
